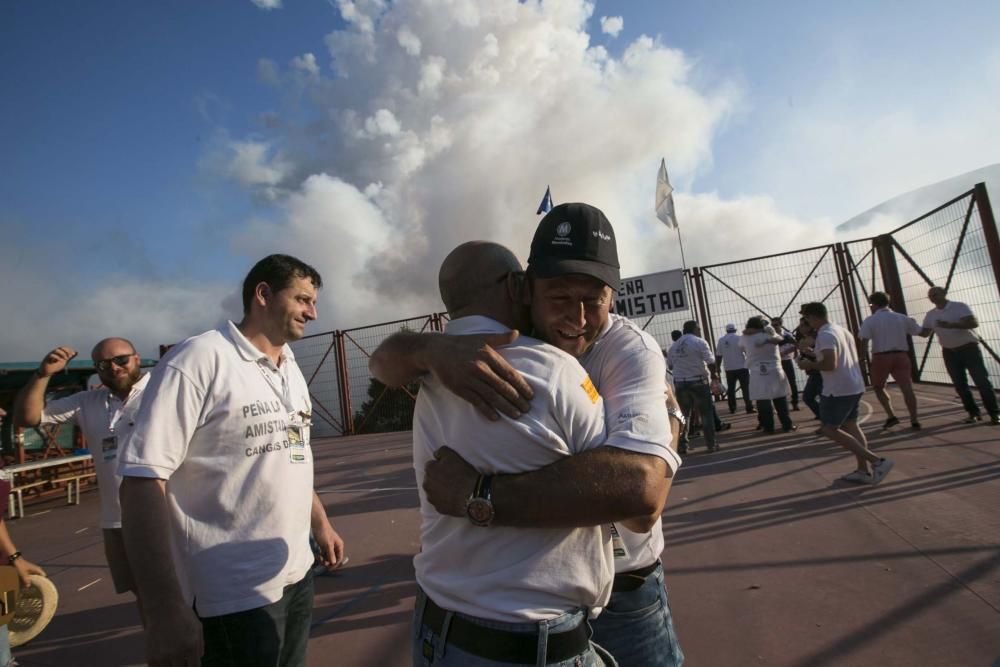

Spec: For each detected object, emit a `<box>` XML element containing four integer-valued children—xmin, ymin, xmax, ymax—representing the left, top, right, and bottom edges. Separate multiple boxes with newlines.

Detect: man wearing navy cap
<box><xmin>372</xmin><ymin>202</ymin><xmax>686</xmax><ymax>667</ymax></box>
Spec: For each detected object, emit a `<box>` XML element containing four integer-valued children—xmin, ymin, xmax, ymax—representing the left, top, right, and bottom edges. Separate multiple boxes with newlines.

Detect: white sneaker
<box><xmin>872</xmin><ymin>458</ymin><xmax>894</xmax><ymax>485</ymax></box>
<box><xmin>840</xmin><ymin>469</ymin><xmax>873</xmax><ymax>484</ymax></box>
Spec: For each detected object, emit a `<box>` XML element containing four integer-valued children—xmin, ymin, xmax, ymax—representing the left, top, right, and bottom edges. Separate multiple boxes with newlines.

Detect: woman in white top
<box><xmin>741</xmin><ymin>316</ymin><xmax>796</xmax><ymax>433</ymax></box>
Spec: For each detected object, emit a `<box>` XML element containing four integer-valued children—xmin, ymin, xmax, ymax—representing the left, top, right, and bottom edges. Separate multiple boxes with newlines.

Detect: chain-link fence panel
<box><xmin>290</xmin><ymin>331</ymin><xmax>344</xmax><ymax>438</ymax></box>
<box><xmin>889</xmin><ymin>189</ymin><xmax>1000</xmax><ymax>384</ymax></box>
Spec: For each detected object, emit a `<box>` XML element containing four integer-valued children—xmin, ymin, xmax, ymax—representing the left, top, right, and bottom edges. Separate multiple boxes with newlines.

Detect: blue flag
<box><xmin>536</xmin><ymin>186</ymin><xmax>553</xmax><ymax>215</ymax></box>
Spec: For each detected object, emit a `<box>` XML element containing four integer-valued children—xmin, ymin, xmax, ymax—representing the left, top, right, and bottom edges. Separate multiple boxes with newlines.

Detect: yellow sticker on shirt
<box><xmin>581</xmin><ymin>376</ymin><xmax>600</xmax><ymax>404</ymax></box>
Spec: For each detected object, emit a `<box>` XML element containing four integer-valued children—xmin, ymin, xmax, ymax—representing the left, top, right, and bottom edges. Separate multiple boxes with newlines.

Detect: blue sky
<box><xmin>2</xmin><ymin>0</ymin><xmax>999</xmax><ymax>360</ymax></box>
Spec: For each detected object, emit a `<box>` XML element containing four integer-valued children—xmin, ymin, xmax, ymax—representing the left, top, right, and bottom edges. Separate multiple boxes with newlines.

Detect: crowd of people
<box><xmin>665</xmin><ymin>285</ymin><xmax>998</xmax><ymax>486</ymax></box>
<box><xmin>2</xmin><ymin>201</ymin><xmax>996</xmax><ymax>666</ymax></box>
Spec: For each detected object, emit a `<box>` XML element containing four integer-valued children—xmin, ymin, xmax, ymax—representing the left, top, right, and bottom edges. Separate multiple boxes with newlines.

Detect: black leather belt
<box><xmin>675</xmin><ymin>378</ymin><xmax>706</xmax><ymax>385</ymax></box>
<box><xmin>612</xmin><ymin>560</ymin><xmax>660</xmax><ymax>593</ymax></box>
<box><xmin>421</xmin><ymin>596</ymin><xmax>590</xmax><ymax>664</ymax></box>
<box><xmin>872</xmin><ymin>350</ymin><xmax>907</xmax><ymax>355</ymax></box>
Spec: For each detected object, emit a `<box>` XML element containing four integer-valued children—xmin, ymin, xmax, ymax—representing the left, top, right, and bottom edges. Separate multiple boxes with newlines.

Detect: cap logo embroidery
<box><xmin>592</xmin><ymin>230</ymin><xmax>611</xmax><ymax>241</ymax></box>
<box><xmin>556</xmin><ymin>222</ymin><xmax>572</xmax><ymax>236</ymax></box>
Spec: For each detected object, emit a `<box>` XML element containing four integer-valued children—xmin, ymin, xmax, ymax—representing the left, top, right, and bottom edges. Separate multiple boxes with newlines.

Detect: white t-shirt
<box><xmin>580</xmin><ymin>313</ymin><xmax>680</xmax><ymax>572</ymax></box>
<box><xmin>815</xmin><ymin>322</ymin><xmax>865</xmax><ymax>397</ymax></box>
<box><xmin>40</xmin><ymin>374</ymin><xmax>150</xmax><ymax>529</ymax></box>
<box><xmin>715</xmin><ymin>332</ymin><xmax>747</xmax><ymax>371</ymax></box>
<box><xmin>859</xmin><ymin>308</ymin><xmax>922</xmax><ymax>353</ymax></box>
<box><xmin>413</xmin><ymin>316</ymin><xmax>612</xmax><ymax>622</ymax></box>
<box><xmin>666</xmin><ymin>334</ymin><xmax>714</xmax><ymax>382</ymax></box>
<box><xmin>921</xmin><ymin>301</ymin><xmax>978</xmax><ymax>349</ymax></box>
<box><xmin>119</xmin><ymin>321</ymin><xmax>315</xmax><ymax>618</ymax></box>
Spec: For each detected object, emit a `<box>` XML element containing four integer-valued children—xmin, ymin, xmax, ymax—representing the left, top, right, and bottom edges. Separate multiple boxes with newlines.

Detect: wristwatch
<box><xmin>7</xmin><ymin>551</ymin><xmax>22</xmax><ymax>565</ymax></box>
<box><xmin>667</xmin><ymin>407</ymin><xmax>686</xmax><ymax>426</ymax></box>
<box><xmin>465</xmin><ymin>475</ymin><xmax>495</xmax><ymax>527</ymax></box>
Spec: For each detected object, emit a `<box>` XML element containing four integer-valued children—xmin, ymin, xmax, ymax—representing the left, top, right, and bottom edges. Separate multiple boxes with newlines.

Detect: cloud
<box><xmin>0</xmin><ymin>235</ymin><xmax>234</xmax><ymax>360</ymax></box>
<box><xmin>291</xmin><ymin>53</ymin><xmax>320</xmax><ymax>75</ymax></box>
<box><xmin>600</xmin><ymin>15</ymin><xmax>623</xmax><ymax>37</ymax></box>
<box><xmin>251</xmin><ymin>0</ymin><xmax>282</xmax><ymax>10</ymax></box>
<box><xmin>203</xmin><ymin>0</ymin><xmax>757</xmax><ymax>329</ymax></box>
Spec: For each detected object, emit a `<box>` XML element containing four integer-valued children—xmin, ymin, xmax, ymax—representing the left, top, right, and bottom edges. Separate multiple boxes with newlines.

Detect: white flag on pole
<box><xmin>655</xmin><ymin>158</ymin><xmax>678</xmax><ymax>229</ymax></box>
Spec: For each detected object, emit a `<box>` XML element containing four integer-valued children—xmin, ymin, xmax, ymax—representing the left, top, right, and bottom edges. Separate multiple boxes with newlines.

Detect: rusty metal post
<box><xmin>973</xmin><ymin>182</ymin><xmax>1000</xmax><ymax>299</ymax></box>
<box><xmin>692</xmin><ymin>267</ymin><xmax>712</xmax><ymax>351</ymax></box>
<box><xmin>833</xmin><ymin>243</ymin><xmax>869</xmax><ymax>385</ymax></box>
<box><xmin>334</xmin><ymin>331</ymin><xmax>354</xmax><ymax>436</ymax></box>
<box><xmin>873</xmin><ymin>234</ymin><xmax>919</xmax><ymax>382</ymax></box>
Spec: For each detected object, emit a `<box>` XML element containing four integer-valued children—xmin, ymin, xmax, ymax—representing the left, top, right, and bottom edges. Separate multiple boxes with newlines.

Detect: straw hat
<box><xmin>9</xmin><ymin>574</ymin><xmax>58</xmax><ymax>647</ymax></box>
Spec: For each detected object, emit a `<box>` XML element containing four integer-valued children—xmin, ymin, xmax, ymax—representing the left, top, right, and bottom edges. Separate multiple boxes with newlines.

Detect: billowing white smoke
<box><xmin>219</xmin><ymin>0</ymin><xmax>777</xmax><ymax>331</ymax></box>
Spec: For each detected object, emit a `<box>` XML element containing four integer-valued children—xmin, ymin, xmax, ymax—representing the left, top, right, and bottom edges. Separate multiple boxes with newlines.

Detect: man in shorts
<box><xmin>858</xmin><ymin>291</ymin><xmax>922</xmax><ymax>429</ymax></box>
<box><xmin>798</xmin><ymin>302</ymin><xmax>893</xmax><ymax>485</ymax></box>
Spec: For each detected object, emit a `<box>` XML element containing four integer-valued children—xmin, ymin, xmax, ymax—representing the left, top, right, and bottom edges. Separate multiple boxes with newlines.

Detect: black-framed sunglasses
<box><xmin>95</xmin><ymin>354</ymin><xmax>133</xmax><ymax>372</ymax></box>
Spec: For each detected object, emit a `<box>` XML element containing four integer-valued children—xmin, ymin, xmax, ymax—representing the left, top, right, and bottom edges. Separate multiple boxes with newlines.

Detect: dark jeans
<box><xmin>757</xmin><ymin>397</ymin><xmax>793</xmax><ymax>431</ymax></box>
<box><xmin>781</xmin><ymin>359</ymin><xmax>799</xmax><ymax>407</ymax></box>
<box><xmin>942</xmin><ymin>343</ymin><xmax>999</xmax><ymax>417</ymax></box>
<box><xmin>802</xmin><ymin>373</ymin><xmax>823</xmax><ymax>419</ymax></box>
<box><xmin>676</xmin><ymin>382</ymin><xmax>716</xmax><ymax>449</ymax></box>
<box><xmin>725</xmin><ymin>369</ymin><xmax>752</xmax><ymax>412</ymax></box>
<box><xmin>201</xmin><ymin>571</ymin><xmax>315</xmax><ymax>667</ymax></box>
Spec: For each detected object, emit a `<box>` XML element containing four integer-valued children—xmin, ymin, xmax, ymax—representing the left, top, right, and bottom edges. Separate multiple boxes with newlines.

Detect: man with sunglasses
<box><xmin>13</xmin><ymin>337</ymin><xmax>150</xmax><ymax>618</ymax></box>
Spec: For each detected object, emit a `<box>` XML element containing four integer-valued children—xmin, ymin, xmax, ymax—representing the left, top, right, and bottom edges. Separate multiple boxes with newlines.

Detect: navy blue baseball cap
<box><xmin>527</xmin><ymin>202</ymin><xmax>621</xmax><ymax>290</ymax></box>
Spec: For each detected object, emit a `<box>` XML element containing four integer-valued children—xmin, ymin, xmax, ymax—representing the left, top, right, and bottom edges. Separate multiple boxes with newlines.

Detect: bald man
<box><xmin>13</xmin><ymin>338</ymin><xmax>150</xmax><ymax>615</ymax></box>
<box><xmin>410</xmin><ymin>241</ymin><xmax>619</xmax><ymax>666</ymax></box>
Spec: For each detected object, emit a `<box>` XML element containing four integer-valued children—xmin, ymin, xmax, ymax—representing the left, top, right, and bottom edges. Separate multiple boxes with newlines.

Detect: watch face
<box><xmin>466</xmin><ymin>498</ymin><xmax>494</xmax><ymax>526</ymax></box>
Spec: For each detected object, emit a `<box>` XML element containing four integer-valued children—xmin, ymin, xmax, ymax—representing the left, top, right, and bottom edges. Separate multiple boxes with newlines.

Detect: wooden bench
<box><xmin>3</xmin><ymin>454</ymin><xmax>94</xmax><ymax>519</ymax></box>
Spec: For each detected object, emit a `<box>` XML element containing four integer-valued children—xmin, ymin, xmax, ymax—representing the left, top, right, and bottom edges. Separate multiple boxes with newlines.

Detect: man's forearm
<box><xmin>12</xmin><ymin>375</ymin><xmax>49</xmax><ymax>427</ymax></box>
<box><xmin>311</xmin><ymin>491</ymin><xmax>328</xmax><ymax>531</ymax></box>
<box><xmin>120</xmin><ymin>477</ymin><xmax>188</xmax><ymax>614</ymax></box>
<box><xmin>369</xmin><ymin>331</ymin><xmax>437</xmax><ymax>388</ymax></box>
<box><xmin>492</xmin><ymin>447</ymin><xmax>670</xmax><ymax>529</ymax></box>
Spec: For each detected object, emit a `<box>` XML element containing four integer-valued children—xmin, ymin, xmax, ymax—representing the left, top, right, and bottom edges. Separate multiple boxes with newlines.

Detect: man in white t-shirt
<box><xmin>119</xmin><ymin>254</ymin><xmax>346</xmax><ymax>667</ymax></box>
<box><xmin>411</xmin><ymin>241</ymin><xmax>615</xmax><ymax>666</ymax></box>
<box><xmin>918</xmin><ymin>286</ymin><xmax>999</xmax><ymax>425</ymax></box>
<box><xmin>371</xmin><ymin>203</ymin><xmax>685</xmax><ymax>667</ymax></box>
<box><xmin>798</xmin><ymin>302</ymin><xmax>894</xmax><ymax>486</ymax></box>
<box><xmin>716</xmin><ymin>323</ymin><xmax>753</xmax><ymax>414</ymax></box>
<box><xmin>12</xmin><ymin>337</ymin><xmax>148</xmax><ymax>616</ymax></box>
<box><xmin>668</xmin><ymin>320</ymin><xmax>722</xmax><ymax>453</ymax></box>
<box><xmin>858</xmin><ymin>291</ymin><xmax>923</xmax><ymax>429</ymax></box>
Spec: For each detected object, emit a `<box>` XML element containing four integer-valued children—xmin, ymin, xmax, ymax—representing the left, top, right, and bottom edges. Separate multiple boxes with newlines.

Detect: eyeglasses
<box><xmin>95</xmin><ymin>354</ymin><xmax>133</xmax><ymax>372</ymax></box>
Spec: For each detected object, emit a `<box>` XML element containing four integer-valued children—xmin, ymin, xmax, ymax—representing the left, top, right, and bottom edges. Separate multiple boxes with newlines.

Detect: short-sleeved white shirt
<box><xmin>815</xmin><ymin>322</ymin><xmax>865</xmax><ymax>397</ymax></box>
<box><xmin>921</xmin><ymin>301</ymin><xmax>978</xmax><ymax>349</ymax></box>
<box><xmin>119</xmin><ymin>321</ymin><xmax>315</xmax><ymax>618</ymax></box>
<box><xmin>413</xmin><ymin>316</ymin><xmax>612</xmax><ymax>622</ymax></box>
<box><xmin>40</xmin><ymin>374</ymin><xmax>150</xmax><ymax>529</ymax></box>
<box><xmin>859</xmin><ymin>308</ymin><xmax>922</xmax><ymax>353</ymax></box>
<box><xmin>666</xmin><ymin>334</ymin><xmax>714</xmax><ymax>382</ymax></box>
<box><xmin>580</xmin><ymin>313</ymin><xmax>680</xmax><ymax>572</ymax></box>
<box><xmin>715</xmin><ymin>332</ymin><xmax>746</xmax><ymax>371</ymax></box>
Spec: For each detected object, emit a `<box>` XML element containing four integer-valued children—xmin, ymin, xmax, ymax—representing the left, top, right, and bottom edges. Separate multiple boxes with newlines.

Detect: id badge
<box><xmin>288</xmin><ymin>425</ymin><xmax>307</xmax><ymax>464</ymax></box>
<box><xmin>610</xmin><ymin>523</ymin><xmax>630</xmax><ymax>560</ymax></box>
<box><xmin>101</xmin><ymin>435</ymin><xmax>118</xmax><ymax>461</ymax></box>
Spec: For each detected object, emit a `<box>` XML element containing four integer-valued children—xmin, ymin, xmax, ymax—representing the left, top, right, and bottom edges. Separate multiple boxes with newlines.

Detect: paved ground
<box><xmin>9</xmin><ymin>384</ymin><xmax>1000</xmax><ymax>666</ymax></box>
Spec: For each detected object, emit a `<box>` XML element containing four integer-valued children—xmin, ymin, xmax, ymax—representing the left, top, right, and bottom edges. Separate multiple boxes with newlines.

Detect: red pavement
<box><xmin>8</xmin><ymin>384</ymin><xmax>1000</xmax><ymax>666</ymax></box>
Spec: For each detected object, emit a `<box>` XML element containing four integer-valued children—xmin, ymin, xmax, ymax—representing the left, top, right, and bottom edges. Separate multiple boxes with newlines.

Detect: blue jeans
<box><xmin>412</xmin><ymin>588</ymin><xmax>616</xmax><ymax>666</ymax></box>
<box><xmin>200</xmin><ymin>570</ymin><xmax>314</xmax><ymax>667</ymax></box>
<box><xmin>0</xmin><ymin>625</ymin><xmax>11</xmax><ymax>667</ymax></box>
<box><xmin>942</xmin><ymin>343</ymin><xmax>999</xmax><ymax>417</ymax></box>
<box><xmin>802</xmin><ymin>373</ymin><xmax>823</xmax><ymax>419</ymax></box>
<box><xmin>590</xmin><ymin>562</ymin><xmax>684</xmax><ymax>667</ymax></box>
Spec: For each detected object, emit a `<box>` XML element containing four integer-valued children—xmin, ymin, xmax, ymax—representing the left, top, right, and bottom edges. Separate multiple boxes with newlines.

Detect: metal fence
<box><xmin>292</xmin><ymin>183</ymin><xmax>1000</xmax><ymax>436</ymax></box>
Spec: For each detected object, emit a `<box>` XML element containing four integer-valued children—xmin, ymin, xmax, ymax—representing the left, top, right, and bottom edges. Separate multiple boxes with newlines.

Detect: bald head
<box><xmin>91</xmin><ymin>337</ymin><xmax>136</xmax><ymax>360</ymax></box>
<box><xmin>439</xmin><ymin>241</ymin><xmax>523</xmax><ymax>319</ymax></box>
